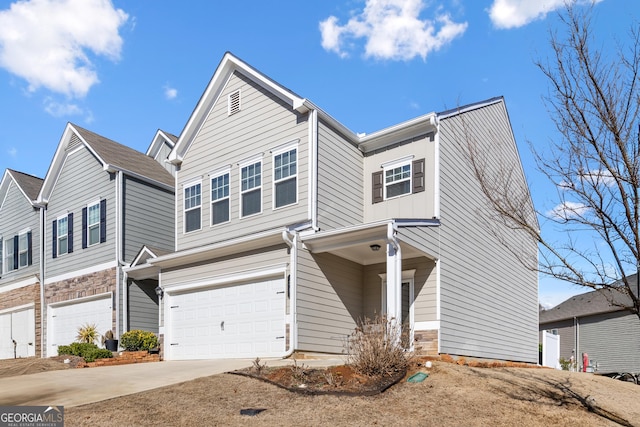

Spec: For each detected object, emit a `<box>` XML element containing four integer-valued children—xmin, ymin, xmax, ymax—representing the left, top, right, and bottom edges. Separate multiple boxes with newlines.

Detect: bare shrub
<box><xmin>252</xmin><ymin>357</ymin><xmax>266</xmax><ymax>375</ymax></box>
<box><xmin>346</xmin><ymin>315</ymin><xmax>410</xmax><ymax>378</ymax></box>
<box><xmin>290</xmin><ymin>358</ymin><xmax>309</xmax><ymax>383</ymax></box>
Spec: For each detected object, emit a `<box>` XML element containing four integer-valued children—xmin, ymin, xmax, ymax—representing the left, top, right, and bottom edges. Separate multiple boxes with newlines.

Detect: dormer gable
<box><xmin>0</xmin><ymin>169</ymin><xmax>43</xmax><ymax>210</ymax></box>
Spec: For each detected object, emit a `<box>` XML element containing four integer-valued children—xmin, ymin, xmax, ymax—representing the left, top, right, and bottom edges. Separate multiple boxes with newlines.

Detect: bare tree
<box><xmin>464</xmin><ymin>5</ymin><xmax>640</xmax><ymax>316</ymax></box>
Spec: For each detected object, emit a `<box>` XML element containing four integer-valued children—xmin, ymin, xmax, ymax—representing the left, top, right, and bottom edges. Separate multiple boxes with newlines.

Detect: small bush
<box><xmin>346</xmin><ymin>315</ymin><xmax>410</xmax><ymax>378</ymax></box>
<box><xmin>57</xmin><ymin>342</ymin><xmax>113</xmax><ymax>362</ymax></box>
<box><xmin>119</xmin><ymin>329</ymin><xmax>158</xmax><ymax>351</ymax></box>
<box><xmin>76</xmin><ymin>323</ymin><xmax>99</xmax><ymax>344</ymax></box>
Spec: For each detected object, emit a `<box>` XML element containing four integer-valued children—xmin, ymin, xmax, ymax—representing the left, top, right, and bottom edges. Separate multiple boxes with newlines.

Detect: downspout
<box><xmin>309</xmin><ymin>109</ymin><xmax>319</xmax><ymax>231</ymax></box>
<box><xmin>115</xmin><ymin>171</ymin><xmax>125</xmax><ymax>338</ymax></box>
<box><xmin>282</xmin><ymin>228</ymin><xmax>297</xmax><ymax>358</ymax></box>
<box><xmin>39</xmin><ymin>205</ymin><xmax>46</xmax><ymax>357</ymax></box>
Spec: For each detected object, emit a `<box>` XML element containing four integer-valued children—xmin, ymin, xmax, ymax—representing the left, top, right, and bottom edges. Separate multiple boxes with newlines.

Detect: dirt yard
<box><xmin>2</xmin><ymin>357</ymin><xmax>639</xmax><ymax>426</ymax></box>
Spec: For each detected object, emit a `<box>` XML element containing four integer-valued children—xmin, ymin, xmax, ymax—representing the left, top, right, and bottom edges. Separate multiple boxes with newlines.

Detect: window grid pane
<box><xmin>18</xmin><ymin>233</ymin><xmax>28</xmax><ymax>268</ymax></box>
<box><xmin>385</xmin><ymin>163</ymin><xmax>411</xmax><ymax>198</ymax></box>
<box><xmin>274</xmin><ymin>149</ymin><xmax>296</xmax><ymax>182</ymax></box>
<box><xmin>184</xmin><ymin>184</ymin><xmax>201</xmax><ymax>210</ymax></box>
<box><xmin>211</xmin><ymin>174</ymin><xmax>229</xmax><ymax>201</ymax></box>
<box><xmin>241</xmin><ymin>162</ymin><xmax>261</xmax><ymax>192</ymax></box>
<box><xmin>5</xmin><ymin>240</ymin><xmax>14</xmax><ymax>272</ymax></box>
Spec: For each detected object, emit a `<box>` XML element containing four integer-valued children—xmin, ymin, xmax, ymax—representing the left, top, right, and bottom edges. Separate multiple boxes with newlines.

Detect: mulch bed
<box><xmin>230</xmin><ymin>364</ymin><xmax>407</xmax><ymax>396</ymax></box>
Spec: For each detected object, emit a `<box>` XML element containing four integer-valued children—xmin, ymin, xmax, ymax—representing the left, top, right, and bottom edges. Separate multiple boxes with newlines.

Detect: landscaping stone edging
<box><xmin>78</xmin><ymin>351</ymin><xmax>160</xmax><ymax>368</ymax></box>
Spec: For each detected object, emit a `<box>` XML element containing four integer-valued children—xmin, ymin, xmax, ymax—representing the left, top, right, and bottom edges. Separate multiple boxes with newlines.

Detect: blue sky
<box><xmin>0</xmin><ymin>0</ymin><xmax>636</xmax><ymax>308</ymax></box>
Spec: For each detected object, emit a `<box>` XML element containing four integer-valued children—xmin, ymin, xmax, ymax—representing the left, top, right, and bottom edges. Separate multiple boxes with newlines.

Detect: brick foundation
<box><xmin>0</xmin><ymin>282</ymin><xmax>42</xmax><ymax>357</ymax></box>
<box><xmin>78</xmin><ymin>350</ymin><xmax>160</xmax><ymax>368</ymax></box>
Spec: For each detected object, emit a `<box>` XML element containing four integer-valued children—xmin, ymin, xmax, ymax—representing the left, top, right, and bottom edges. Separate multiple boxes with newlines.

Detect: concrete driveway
<box><xmin>0</xmin><ymin>357</ymin><xmax>345</xmax><ymax>408</ymax></box>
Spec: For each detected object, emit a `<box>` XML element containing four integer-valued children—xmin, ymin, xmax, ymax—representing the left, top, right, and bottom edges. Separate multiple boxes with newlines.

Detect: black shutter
<box><xmin>68</xmin><ymin>213</ymin><xmax>74</xmax><ymax>253</ymax></box>
<box><xmin>13</xmin><ymin>235</ymin><xmax>18</xmax><ymax>270</ymax></box>
<box><xmin>27</xmin><ymin>231</ymin><xmax>32</xmax><ymax>266</ymax></box>
<box><xmin>372</xmin><ymin>171</ymin><xmax>384</xmax><ymax>204</ymax></box>
<box><xmin>412</xmin><ymin>158</ymin><xmax>425</xmax><ymax>194</ymax></box>
<box><xmin>82</xmin><ymin>207</ymin><xmax>88</xmax><ymax>249</ymax></box>
<box><xmin>100</xmin><ymin>199</ymin><xmax>107</xmax><ymax>243</ymax></box>
<box><xmin>52</xmin><ymin>220</ymin><xmax>57</xmax><ymax>259</ymax></box>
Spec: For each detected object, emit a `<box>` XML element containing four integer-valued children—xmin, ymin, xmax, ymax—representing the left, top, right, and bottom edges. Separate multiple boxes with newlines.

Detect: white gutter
<box><xmin>281</xmin><ymin>228</ymin><xmax>298</xmax><ymax>358</ymax></box>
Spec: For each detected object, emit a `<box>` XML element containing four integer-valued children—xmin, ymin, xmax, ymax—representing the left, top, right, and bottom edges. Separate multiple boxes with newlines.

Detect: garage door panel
<box><xmin>0</xmin><ymin>308</ymin><xmax>36</xmax><ymax>360</ymax></box>
<box><xmin>169</xmin><ymin>277</ymin><xmax>285</xmax><ymax>359</ymax></box>
<box><xmin>49</xmin><ymin>296</ymin><xmax>112</xmax><ymax>356</ymax></box>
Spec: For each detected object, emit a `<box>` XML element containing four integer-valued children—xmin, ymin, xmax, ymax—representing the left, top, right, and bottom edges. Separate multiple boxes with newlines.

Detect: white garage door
<box><xmin>0</xmin><ymin>307</ymin><xmax>35</xmax><ymax>359</ymax></box>
<box><xmin>168</xmin><ymin>278</ymin><xmax>285</xmax><ymax>360</ymax></box>
<box><xmin>48</xmin><ymin>295</ymin><xmax>112</xmax><ymax>356</ymax></box>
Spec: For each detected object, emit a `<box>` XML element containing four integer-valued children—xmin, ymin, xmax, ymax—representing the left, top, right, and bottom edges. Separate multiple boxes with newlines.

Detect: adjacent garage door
<box><xmin>0</xmin><ymin>307</ymin><xmax>35</xmax><ymax>359</ymax></box>
<box><xmin>168</xmin><ymin>277</ymin><xmax>285</xmax><ymax>360</ymax></box>
<box><xmin>48</xmin><ymin>295</ymin><xmax>112</xmax><ymax>356</ymax></box>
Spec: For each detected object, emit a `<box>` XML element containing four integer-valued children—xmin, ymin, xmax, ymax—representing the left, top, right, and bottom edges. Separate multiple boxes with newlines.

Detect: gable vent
<box><xmin>228</xmin><ymin>90</ymin><xmax>241</xmax><ymax>116</ymax></box>
<box><xmin>67</xmin><ymin>134</ymin><xmax>82</xmax><ymax>151</ymax></box>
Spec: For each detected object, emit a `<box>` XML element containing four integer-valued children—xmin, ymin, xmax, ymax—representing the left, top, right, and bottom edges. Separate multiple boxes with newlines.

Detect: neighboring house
<box><xmin>0</xmin><ymin>170</ymin><xmax>43</xmax><ymax>359</ymax></box>
<box><xmin>540</xmin><ymin>284</ymin><xmax>640</xmax><ymax>373</ymax></box>
<box><xmin>129</xmin><ymin>52</ymin><xmax>538</xmax><ymax>362</ymax></box>
<box><xmin>37</xmin><ymin>123</ymin><xmax>175</xmax><ymax>357</ymax></box>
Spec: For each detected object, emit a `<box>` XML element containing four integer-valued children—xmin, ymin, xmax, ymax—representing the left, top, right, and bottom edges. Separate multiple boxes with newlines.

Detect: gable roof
<box><xmin>39</xmin><ymin>123</ymin><xmax>174</xmax><ymax>203</ymax></box>
<box><xmin>0</xmin><ymin>169</ymin><xmax>44</xmax><ymax>208</ymax></box>
<box><xmin>146</xmin><ymin>129</ymin><xmax>178</xmax><ymax>158</ymax></box>
<box><xmin>539</xmin><ymin>284</ymin><xmax>635</xmax><ymax>324</ymax></box>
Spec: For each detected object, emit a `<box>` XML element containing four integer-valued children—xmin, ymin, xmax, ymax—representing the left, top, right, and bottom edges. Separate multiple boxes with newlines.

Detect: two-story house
<box><xmin>37</xmin><ymin>123</ymin><xmax>175</xmax><ymax>357</ymax></box>
<box><xmin>135</xmin><ymin>53</ymin><xmax>538</xmax><ymax>362</ymax></box>
<box><xmin>0</xmin><ymin>170</ymin><xmax>43</xmax><ymax>359</ymax></box>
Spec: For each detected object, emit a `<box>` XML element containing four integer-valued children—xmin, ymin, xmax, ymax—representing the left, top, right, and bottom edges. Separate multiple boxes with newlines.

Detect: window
<box><xmin>184</xmin><ymin>182</ymin><xmax>202</xmax><ymax>232</ymax></box>
<box><xmin>18</xmin><ymin>232</ymin><xmax>28</xmax><ymax>268</ymax></box>
<box><xmin>273</xmin><ymin>147</ymin><xmax>297</xmax><ymax>208</ymax></box>
<box><xmin>240</xmin><ymin>161</ymin><xmax>261</xmax><ymax>217</ymax></box>
<box><xmin>53</xmin><ymin>213</ymin><xmax>73</xmax><ymax>258</ymax></box>
<box><xmin>211</xmin><ymin>172</ymin><xmax>230</xmax><ymax>225</ymax></box>
<box><xmin>57</xmin><ymin>216</ymin><xmax>69</xmax><ymax>255</ymax></box>
<box><xmin>82</xmin><ymin>199</ymin><xmax>107</xmax><ymax>248</ymax></box>
<box><xmin>4</xmin><ymin>238</ymin><xmax>14</xmax><ymax>273</ymax></box>
<box><xmin>87</xmin><ymin>202</ymin><xmax>100</xmax><ymax>246</ymax></box>
<box><xmin>372</xmin><ymin>158</ymin><xmax>425</xmax><ymax>203</ymax></box>
<box><xmin>385</xmin><ymin>163</ymin><xmax>411</xmax><ymax>198</ymax></box>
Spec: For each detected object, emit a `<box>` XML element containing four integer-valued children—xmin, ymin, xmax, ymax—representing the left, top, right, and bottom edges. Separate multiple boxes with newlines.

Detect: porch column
<box><xmin>386</xmin><ymin>223</ymin><xmax>402</xmax><ymax>327</ymax></box>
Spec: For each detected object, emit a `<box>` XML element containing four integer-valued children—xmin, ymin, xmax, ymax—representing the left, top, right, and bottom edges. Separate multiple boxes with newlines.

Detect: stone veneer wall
<box><xmin>0</xmin><ymin>282</ymin><xmax>41</xmax><ymax>357</ymax></box>
<box><xmin>414</xmin><ymin>329</ymin><xmax>439</xmax><ymax>356</ymax></box>
<box><xmin>44</xmin><ymin>268</ymin><xmax>118</xmax><ymax>345</ymax></box>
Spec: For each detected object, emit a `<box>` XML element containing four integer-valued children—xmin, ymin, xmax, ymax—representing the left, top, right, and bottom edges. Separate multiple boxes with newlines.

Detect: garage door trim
<box><xmin>48</xmin><ymin>291</ymin><xmax>113</xmax><ymax>309</ymax></box>
<box><xmin>0</xmin><ymin>302</ymin><xmax>34</xmax><ymax>315</ymax></box>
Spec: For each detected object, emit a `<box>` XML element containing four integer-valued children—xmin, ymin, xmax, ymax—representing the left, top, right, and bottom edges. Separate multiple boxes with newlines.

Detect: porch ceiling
<box><xmin>301</xmin><ymin>221</ymin><xmax>435</xmax><ymax>266</ymax></box>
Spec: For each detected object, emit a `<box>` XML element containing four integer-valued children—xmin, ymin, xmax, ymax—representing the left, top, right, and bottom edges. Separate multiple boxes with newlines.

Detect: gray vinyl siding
<box><xmin>0</xmin><ymin>181</ymin><xmax>40</xmax><ymax>282</ymax></box>
<box><xmin>128</xmin><ymin>279</ymin><xmax>159</xmax><ymax>333</ymax></box>
<box><xmin>579</xmin><ymin>312</ymin><xmax>640</xmax><ymax>373</ymax></box>
<box><xmin>161</xmin><ymin>245</ymin><xmax>289</xmax><ymax>287</ymax></box>
<box><xmin>122</xmin><ymin>175</ymin><xmax>174</xmax><ymax>262</ymax></box>
<box><xmin>177</xmin><ymin>71</ymin><xmax>309</xmax><ymax>251</ymax></box>
<box><xmin>316</xmin><ymin>121</ymin><xmax>363</xmax><ymax>230</ymax></box>
<box><xmin>155</xmin><ymin>142</ymin><xmax>176</xmax><ymax>175</ymax></box>
<box><xmin>45</xmin><ymin>145</ymin><xmax>115</xmax><ymax>278</ymax></box>
<box><xmin>296</xmin><ymin>249</ymin><xmax>364</xmax><ymax>353</ymax></box>
<box><xmin>363</xmin><ymin>134</ymin><xmax>436</xmax><ymax>222</ymax></box>
<box><xmin>437</xmin><ymin>101</ymin><xmax>538</xmax><ymax>363</ymax></box>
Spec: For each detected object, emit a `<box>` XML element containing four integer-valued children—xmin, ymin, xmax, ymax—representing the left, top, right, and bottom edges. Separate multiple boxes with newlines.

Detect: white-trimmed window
<box><xmin>18</xmin><ymin>231</ymin><xmax>29</xmax><ymax>268</ymax></box>
<box><xmin>3</xmin><ymin>238</ymin><xmax>14</xmax><ymax>273</ymax></box>
<box><xmin>56</xmin><ymin>215</ymin><xmax>69</xmax><ymax>256</ymax></box>
<box><xmin>385</xmin><ymin>162</ymin><xmax>412</xmax><ymax>199</ymax></box>
<box><xmin>273</xmin><ymin>145</ymin><xmax>297</xmax><ymax>209</ymax></box>
<box><xmin>211</xmin><ymin>170</ymin><xmax>230</xmax><ymax>226</ymax></box>
<box><xmin>372</xmin><ymin>157</ymin><xmax>425</xmax><ymax>203</ymax></box>
<box><xmin>87</xmin><ymin>201</ymin><xmax>100</xmax><ymax>246</ymax></box>
<box><xmin>240</xmin><ymin>159</ymin><xmax>262</xmax><ymax>217</ymax></box>
<box><xmin>184</xmin><ymin>182</ymin><xmax>202</xmax><ymax>233</ymax></box>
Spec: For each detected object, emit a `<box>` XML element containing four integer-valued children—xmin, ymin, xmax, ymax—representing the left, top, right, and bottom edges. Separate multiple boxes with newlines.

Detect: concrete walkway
<box><xmin>0</xmin><ymin>357</ymin><xmax>346</xmax><ymax>408</ymax></box>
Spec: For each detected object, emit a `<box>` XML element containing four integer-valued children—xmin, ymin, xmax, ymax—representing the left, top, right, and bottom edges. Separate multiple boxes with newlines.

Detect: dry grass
<box><xmin>60</xmin><ymin>361</ymin><xmax>640</xmax><ymax>427</ymax></box>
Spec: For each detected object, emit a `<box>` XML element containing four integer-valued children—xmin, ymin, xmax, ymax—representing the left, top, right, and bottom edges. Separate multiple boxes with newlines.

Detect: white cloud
<box><xmin>0</xmin><ymin>0</ymin><xmax>129</xmax><ymax>98</ymax></box>
<box><xmin>44</xmin><ymin>98</ymin><xmax>83</xmax><ymax>117</ymax></box>
<box><xmin>164</xmin><ymin>85</ymin><xmax>178</xmax><ymax>100</ymax></box>
<box><xmin>488</xmin><ymin>0</ymin><xmax>604</xmax><ymax>29</ymax></box>
<box><xmin>320</xmin><ymin>0</ymin><xmax>467</xmax><ymax>61</ymax></box>
<box><xmin>547</xmin><ymin>201</ymin><xmax>590</xmax><ymax>220</ymax></box>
